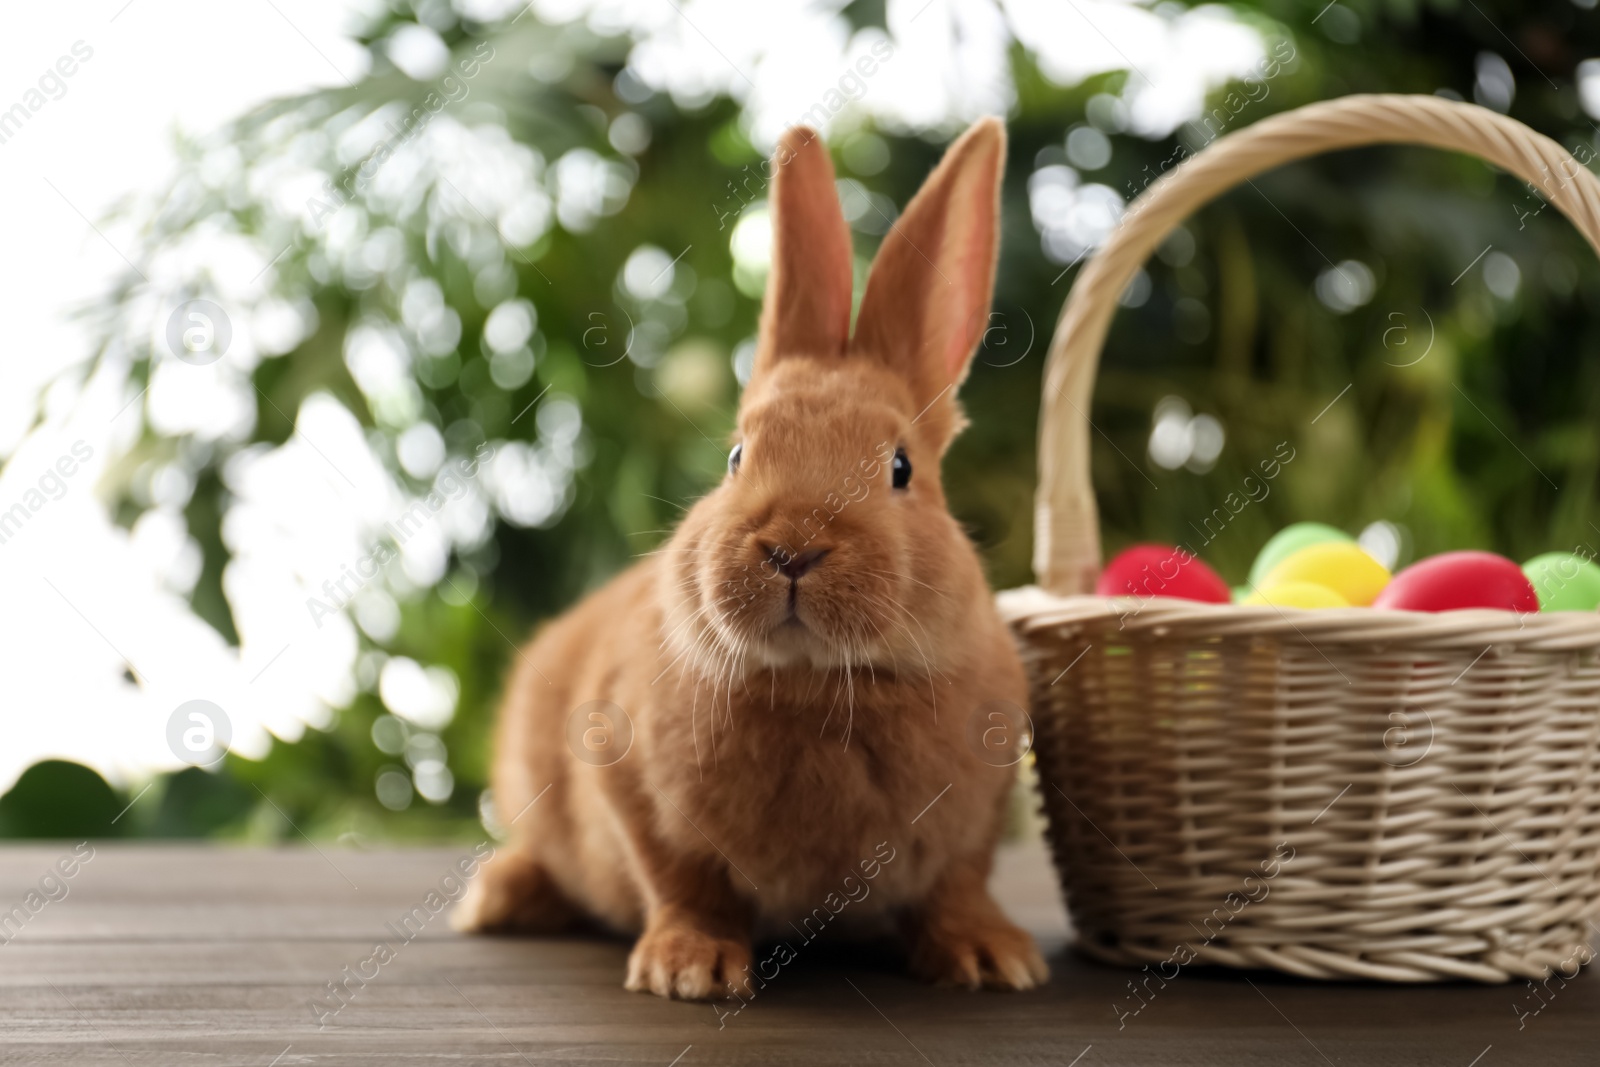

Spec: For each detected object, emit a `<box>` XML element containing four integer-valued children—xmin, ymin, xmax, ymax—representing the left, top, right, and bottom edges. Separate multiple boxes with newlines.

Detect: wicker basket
<box><xmin>1000</xmin><ymin>94</ymin><xmax>1600</xmax><ymax>983</ymax></box>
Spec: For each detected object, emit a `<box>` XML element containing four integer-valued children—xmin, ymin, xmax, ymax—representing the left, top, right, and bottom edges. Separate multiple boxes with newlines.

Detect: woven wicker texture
<box><xmin>1007</xmin><ymin>95</ymin><xmax>1600</xmax><ymax>982</ymax></box>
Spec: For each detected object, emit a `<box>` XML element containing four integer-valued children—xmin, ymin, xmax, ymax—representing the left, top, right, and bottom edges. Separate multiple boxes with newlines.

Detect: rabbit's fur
<box><xmin>454</xmin><ymin>119</ymin><xmax>1045</xmax><ymax>998</ymax></box>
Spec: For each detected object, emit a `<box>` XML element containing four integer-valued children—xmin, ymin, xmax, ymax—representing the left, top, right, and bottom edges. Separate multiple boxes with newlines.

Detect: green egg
<box><xmin>1231</xmin><ymin>585</ymin><xmax>1250</xmax><ymax>603</ymax></box>
<box><xmin>1522</xmin><ymin>552</ymin><xmax>1600</xmax><ymax>611</ymax></box>
<box><xmin>1248</xmin><ymin>522</ymin><xmax>1353</xmax><ymax>588</ymax></box>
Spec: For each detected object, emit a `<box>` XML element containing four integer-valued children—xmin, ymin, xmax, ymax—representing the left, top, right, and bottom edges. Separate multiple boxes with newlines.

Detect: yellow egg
<box><xmin>1243</xmin><ymin>581</ymin><xmax>1351</xmax><ymax>609</ymax></box>
<box><xmin>1261</xmin><ymin>542</ymin><xmax>1390</xmax><ymax>606</ymax></box>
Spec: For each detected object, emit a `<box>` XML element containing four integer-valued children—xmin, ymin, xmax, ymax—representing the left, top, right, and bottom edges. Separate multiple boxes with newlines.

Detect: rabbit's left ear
<box><xmin>851</xmin><ymin>118</ymin><xmax>1005</xmax><ymax>435</ymax></box>
<box><xmin>753</xmin><ymin>126</ymin><xmax>854</xmax><ymax>376</ymax></box>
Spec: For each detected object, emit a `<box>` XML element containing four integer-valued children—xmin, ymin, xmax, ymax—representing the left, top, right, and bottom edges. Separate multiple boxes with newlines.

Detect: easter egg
<box><xmin>1522</xmin><ymin>552</ymin><xmax>1600</xmax><ymax>612</ymax></box>
<box><xmin>1096</xmin><ymin>543</ymin><xmax>1231</xmax><ymax>603</ymax></box>
<box><xmin>1261</xmin><ymin>542</ymin><xmax>1391</xmax><ymax>606</ymax></box>
<box><xmin>1248</xmin><ymin>522</ymin><xmax>1353</xmax><ymax>587</ymax></box>
<box><xmin>1243</xmin><ymin>582</ymin><xmax>1351</xmax><ymax>609</ymax></box>
<box><xmin>1373</xmin><ymin>551</ymin><xmax>1538</xmax><ymax>613</ymax></box>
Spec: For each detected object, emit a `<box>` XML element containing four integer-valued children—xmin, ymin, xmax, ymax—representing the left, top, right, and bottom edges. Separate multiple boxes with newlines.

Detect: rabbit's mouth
<box><xmin>680</xmin><ymin>577</ymin><xmax>902</xmax><ymax>674</ymax></box>
<box><xmin>746</xmin><ymin>581</ymin><xmax>905</xmax><ymax>670</ymax></box>
<box><xmin>759</xmin><ymin>615</ymin><xmax>821</xmax><ymax>664</ymax></box>
<box><xmin>664</xmin><ymin>513</ymin><xmax>909</xmax><ymax>673</ymax></box>
<box><xmin>749</xmin><ymin>585</ymin><xmax>828</xmax><ymax>655</ymax></box>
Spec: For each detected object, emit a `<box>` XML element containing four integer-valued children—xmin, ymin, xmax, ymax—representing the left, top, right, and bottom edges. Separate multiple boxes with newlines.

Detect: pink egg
<box><xmin>1097</xmin><ymin>543</ymin><xmax>1231</xmax><ymax>603</ymax></box>
<box><xmin>1372</xmin><ymin>550</ymin><xmax>1538</xmax><ymax>613</ymax></box>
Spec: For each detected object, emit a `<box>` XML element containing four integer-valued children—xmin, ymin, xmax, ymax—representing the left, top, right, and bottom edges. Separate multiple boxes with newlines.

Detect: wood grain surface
<box><xmin>0</xmin><ymin>840</ymin><xmax>1594</xmax><ymax>1065</ymax></box>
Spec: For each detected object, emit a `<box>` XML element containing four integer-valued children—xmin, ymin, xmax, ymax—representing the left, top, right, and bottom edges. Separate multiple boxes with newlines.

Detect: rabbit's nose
<box><xmin>764</xmin><ymin>544</ymin><xmax>831</xmax><ymax>580</ymax></box>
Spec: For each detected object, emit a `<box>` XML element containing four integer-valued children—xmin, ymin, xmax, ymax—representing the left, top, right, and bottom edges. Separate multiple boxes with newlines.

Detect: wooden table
<box><xmin>2</xmin><ymin>840</ymin><xmax>1595</xmax><ymax>1065</ymax></box>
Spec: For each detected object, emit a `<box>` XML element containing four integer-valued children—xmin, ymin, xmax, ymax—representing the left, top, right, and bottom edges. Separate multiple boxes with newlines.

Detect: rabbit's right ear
<box><xmin>850</xmin><ymin>119</ymin><xmax>1004</xmax><ymax>443</ymax></box>
<box><xmin>752</xmin><ymin>127</ymin><xmax>854</xmax><ymax>377</ymax></box>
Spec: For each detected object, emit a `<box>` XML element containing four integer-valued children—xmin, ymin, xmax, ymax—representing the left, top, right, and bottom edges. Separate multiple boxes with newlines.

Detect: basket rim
<box><xmin>1030</xmin><ymin>95</ymin><xmax>1600</xmax><ymax>597</ymax></box>
<box><xmin>998</xmin><ymin>586</ymin><xmax>1600</xmax><ymax>652</ymax></box>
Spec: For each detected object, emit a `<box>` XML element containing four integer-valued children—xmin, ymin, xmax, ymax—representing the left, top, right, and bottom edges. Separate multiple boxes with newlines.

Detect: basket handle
<box><xmin>1033</xmin><ymin>93</ymin><xmax>1600</xmax><ymax>595</ymax></box>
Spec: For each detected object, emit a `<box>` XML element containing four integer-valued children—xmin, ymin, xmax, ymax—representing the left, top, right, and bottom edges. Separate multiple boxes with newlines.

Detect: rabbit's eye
<box><xmin>891</xmin><ymin>447</ymin><xmax>912</xmax><ymax>490</ymax></box>
<box><xmin>728</xmin><ymin>442</ymin><xmax>743</xmax><ymax>476</ymax></box>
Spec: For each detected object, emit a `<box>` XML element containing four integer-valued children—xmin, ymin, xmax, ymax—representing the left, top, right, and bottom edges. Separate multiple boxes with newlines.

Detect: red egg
<box><xmin>1372</xmin><ymin>551</ymin><xmax>1539</xmax><ymax>613</ymax></box>
<box><xmin>1096</xmin><ymin>543</ymin><xmax>1231</xmax><ymax>603</ymax></box>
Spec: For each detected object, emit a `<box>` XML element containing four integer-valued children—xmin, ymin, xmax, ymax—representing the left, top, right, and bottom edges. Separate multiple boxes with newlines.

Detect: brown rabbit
<box><xmin>453</xmin><ymin>117</ymin><xmax>1045</xmax><ymax>999</ymax></box>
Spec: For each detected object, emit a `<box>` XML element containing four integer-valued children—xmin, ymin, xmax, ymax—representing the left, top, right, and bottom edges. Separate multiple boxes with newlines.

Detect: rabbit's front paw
<box><xmin>625</xmin><ymin>918</ymin><xmax>752</xmax><ymax>1000</ymax></box>
<box><xmin>908</xmin><ymin>914</ymin><xmax>1048</xmax><ymax>991</ymax></box>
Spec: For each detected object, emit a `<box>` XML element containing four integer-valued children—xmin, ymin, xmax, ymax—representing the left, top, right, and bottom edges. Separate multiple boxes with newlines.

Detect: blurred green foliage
<box><xmin>12</xmin><ymin>0</ymin><xmax>1600</xmax><ymax>840</ymax></box>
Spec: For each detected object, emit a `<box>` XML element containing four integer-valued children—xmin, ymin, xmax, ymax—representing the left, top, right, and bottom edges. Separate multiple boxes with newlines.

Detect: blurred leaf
<box><xmin>0</xmin><ymin>761</ymin><xmax>124</xmax><ymax>839</ymax></box>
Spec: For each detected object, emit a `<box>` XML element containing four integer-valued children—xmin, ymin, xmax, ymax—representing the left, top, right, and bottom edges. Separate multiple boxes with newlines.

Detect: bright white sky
<box><xmin>0</xmin><ymin>0</ymin><xmax>1265</xmax><ymax>799</ymax></box>
<box><xmin>0</xmin><ymin>0</ymin><xmax>376</xmax><ymax>795</ymax></box>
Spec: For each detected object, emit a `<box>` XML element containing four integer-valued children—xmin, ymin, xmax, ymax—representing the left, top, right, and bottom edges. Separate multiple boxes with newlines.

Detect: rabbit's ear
<box><xmin>851</xmin><ymin>119</ymin><xmax>1005</xmax><ymax>431</ymax></box>
<box><xmin>754</xmin><ymin>126</ymin><xmax>854</xmax><ymax>374</ymax></box>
